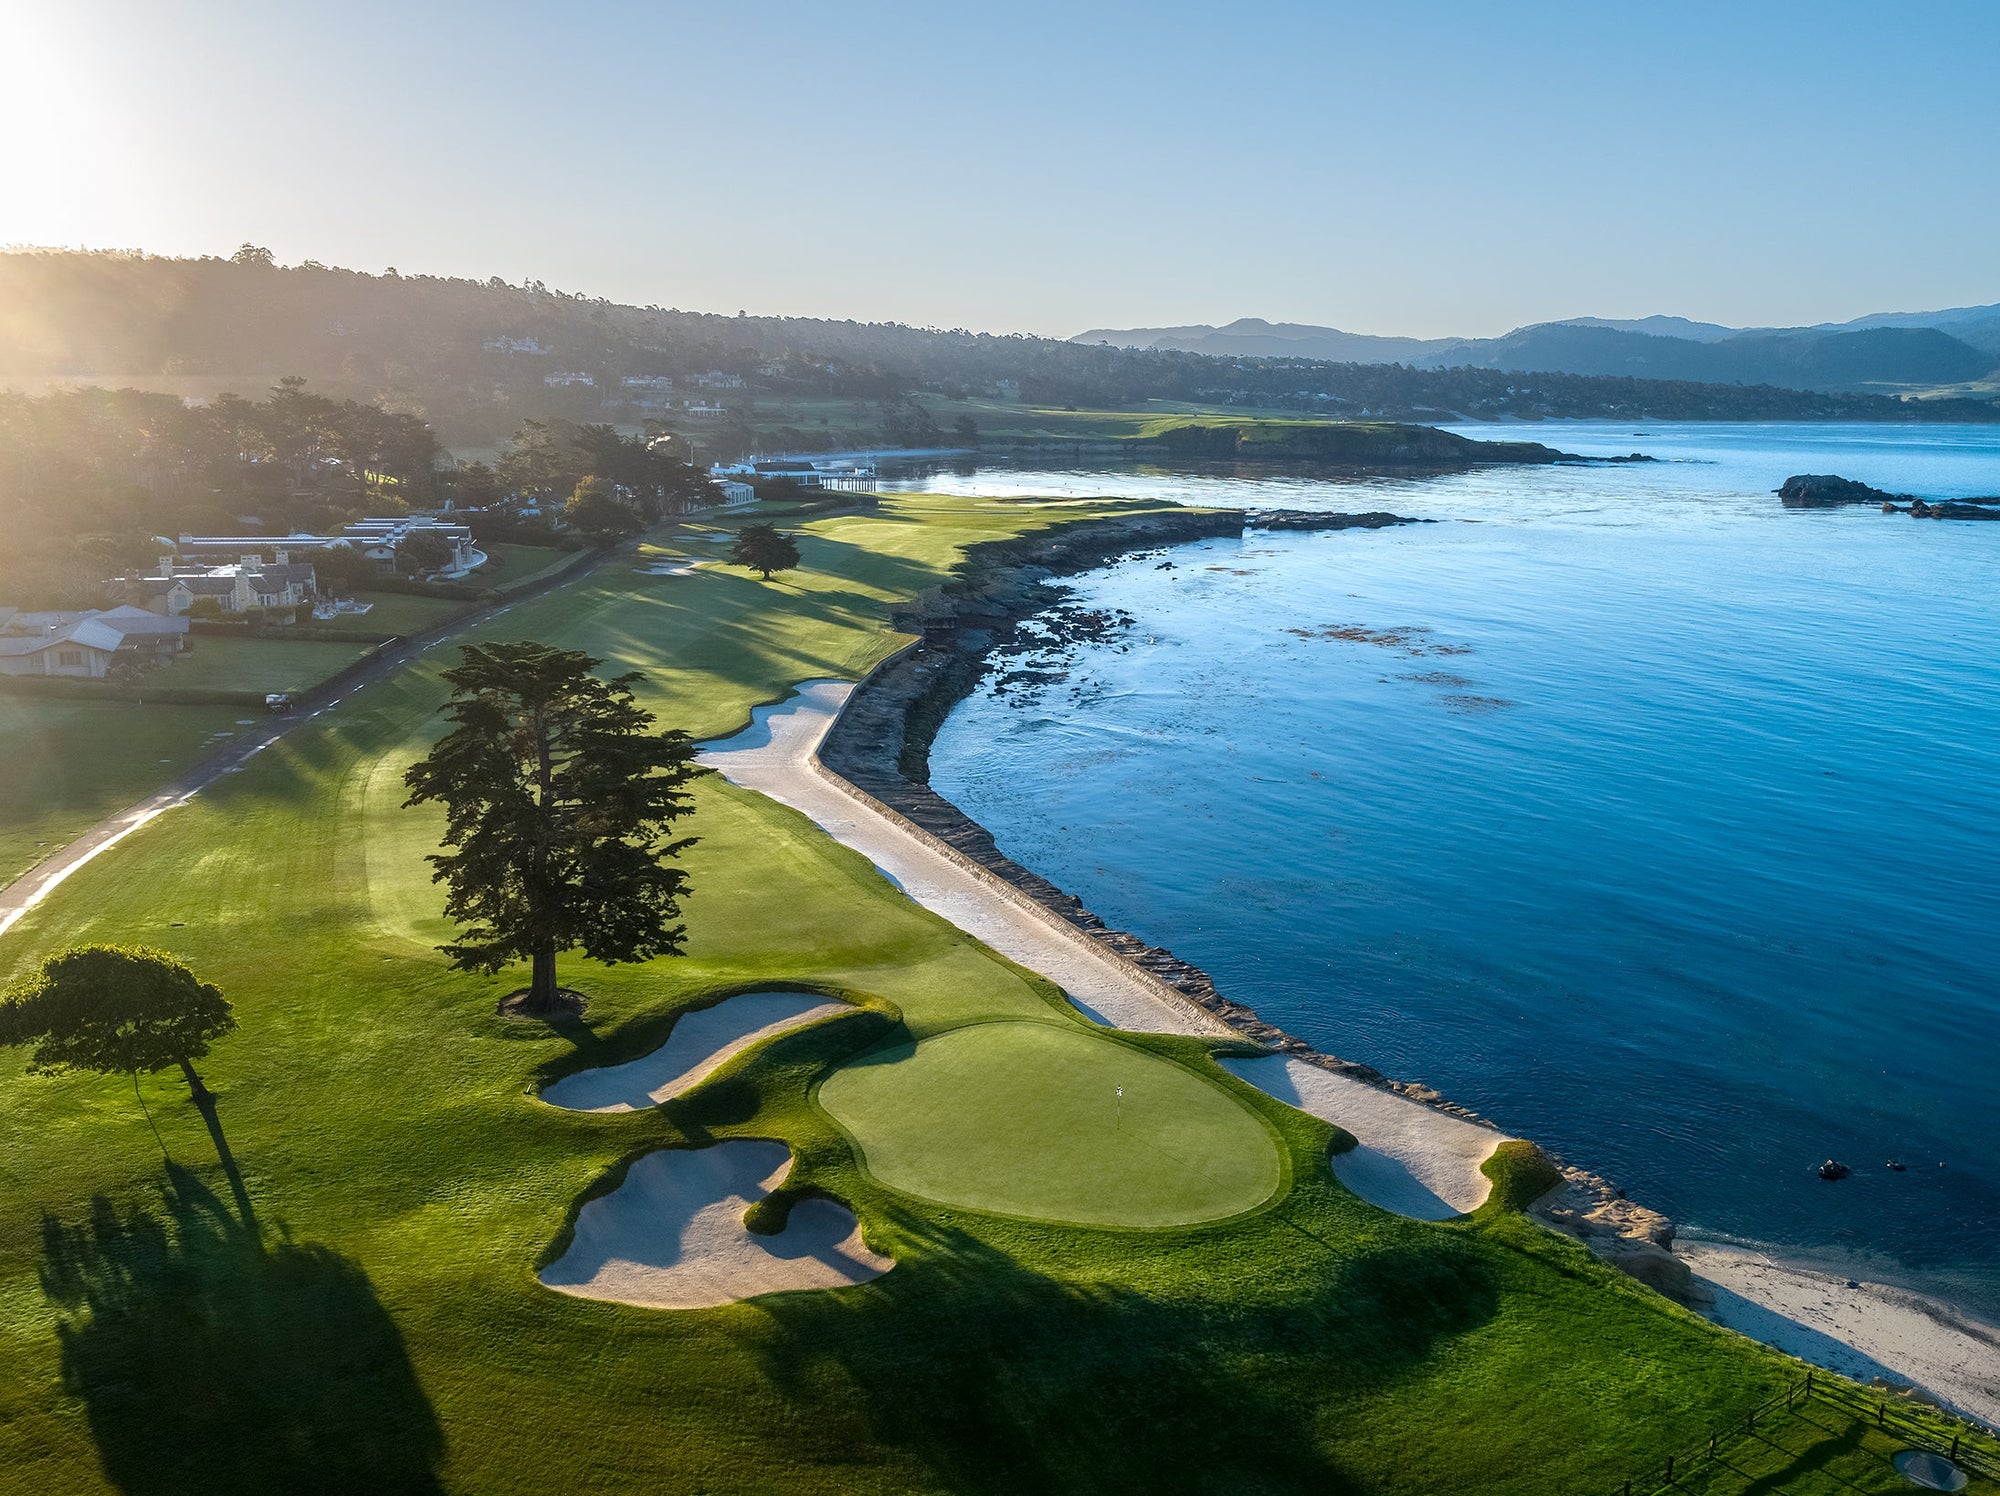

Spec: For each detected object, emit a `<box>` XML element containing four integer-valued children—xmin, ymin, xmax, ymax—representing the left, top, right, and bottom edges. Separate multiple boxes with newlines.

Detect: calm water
<box><xmin>887</xmin><ymin>423</ymin><xmax>2000</xmax><ymax>1318</ymax></box>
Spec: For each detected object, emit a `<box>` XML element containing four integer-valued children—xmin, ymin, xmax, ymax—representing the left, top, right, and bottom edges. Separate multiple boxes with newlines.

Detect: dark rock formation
<box><xmin>1908</xmin><ymin>497</ymin><xmax>2000</xmax><ymax>520</ymax></box>
<box><xmin>1778</xmin><ymin>474</ymin><xmax>1904</xmax><ymax>508</ymax></box>
<box><xmin>1778</xmin><ymin>473</ymin><xmax>2000</xmax><ymax>518</ymax></box>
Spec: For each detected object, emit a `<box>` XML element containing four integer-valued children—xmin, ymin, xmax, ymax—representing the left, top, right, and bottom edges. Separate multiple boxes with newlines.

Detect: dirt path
<box><xmin>0</xmin><ymin>546</ymin><xmax>612</xmax><ymax>941</ymax></box>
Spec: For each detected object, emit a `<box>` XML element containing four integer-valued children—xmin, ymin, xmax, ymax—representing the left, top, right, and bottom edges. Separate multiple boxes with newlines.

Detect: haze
<box><xmin>4</xmin><ymin>0</ymin><xmax>1996</xmax><ymax>338</ymax></box>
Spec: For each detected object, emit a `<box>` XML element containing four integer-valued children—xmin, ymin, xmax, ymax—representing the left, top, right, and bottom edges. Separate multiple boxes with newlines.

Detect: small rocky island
<box><xmin>1779</xmin><ymin>473</ymin><xmax>2000</xmax><ymax>520</ymax></box>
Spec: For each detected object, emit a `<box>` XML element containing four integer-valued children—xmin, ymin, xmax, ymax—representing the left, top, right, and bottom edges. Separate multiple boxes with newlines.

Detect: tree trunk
<box><xmin>177</xmin><ymin>1057</ymin><xmax>213</xmax><ymax>1104</ymax></box>
<box><xmin>525</xmin><ymin>942</ymin><xmax>560</xmax><ymax>1013</ymax></box>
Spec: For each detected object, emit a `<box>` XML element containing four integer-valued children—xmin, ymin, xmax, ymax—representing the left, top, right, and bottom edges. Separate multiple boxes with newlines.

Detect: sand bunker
<box><xmin>541</xmin><ymin>991</ymin><xmax>848</xmax><ymax>1112</ymax></box>
<box><xmin>641</xmin><ymin>559</ymin><xmax>703</xmax><ymax>577</ymax></box>
<box><xmin>540</xmin><ymin>1139</ymin><xmax>892</xmax><ymax>1309</ymax></box>
<box><xmin>1219</xmin><ymin>1055</ymin><xmax>1503</xmax><ymax>1220</ymax></box>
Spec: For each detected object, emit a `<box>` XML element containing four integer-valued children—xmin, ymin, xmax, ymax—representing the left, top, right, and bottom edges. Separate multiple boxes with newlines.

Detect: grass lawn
<box><xmin>345</xmin><ymin>590</ymin><xmax>469</xmax><ymax>636</ymax></box>
<box><xmin>817</xmin><ymin>1020</ymin><xmax>1284</xmax><ymax>1226</ymax></box>
<box><xmin>474</xmin><ymin>541</ymin><xmax>576</xmax><ymax>592</ymax></box>
<box><xmin>0</xmin><ymin>696</ymin><xmax>248</xmax><ymax>882</ymax></box>
<box><xmin>0</xmin><ymin>493</ymin><xmax>1884</xmax><ymax>1495</ymax></box>
<box><xmin>163</xmin><ymin>635</ymin><xmax>377</xmax><ymax>695</ymax></box>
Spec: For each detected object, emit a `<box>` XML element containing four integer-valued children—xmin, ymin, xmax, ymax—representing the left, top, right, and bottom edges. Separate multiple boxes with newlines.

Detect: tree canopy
<box><xmin>0</xmin><ymin>945</ymin><xmax>236</xmax><ymax>1101</ymax></box>
<box><xmin>564</xmin><ymin>476</ymin><xmax>642</xmax><ymax>538</ymax></box>
<box><xmin>730</xmin><ymin>524</ymin><xmax>801</xmax><ymax>581</ymax></box>
<box><xmin>402</xmin><ymin>642</ymin><xmax>701</xmax><ymax>1015</ymax></box>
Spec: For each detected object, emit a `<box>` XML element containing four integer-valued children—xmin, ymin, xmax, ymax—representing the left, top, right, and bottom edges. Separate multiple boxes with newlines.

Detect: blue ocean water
<box><xmin>888</xmin><ymin>423</ymin><xmax>2000</xmax><ymax>1318</ymax></box>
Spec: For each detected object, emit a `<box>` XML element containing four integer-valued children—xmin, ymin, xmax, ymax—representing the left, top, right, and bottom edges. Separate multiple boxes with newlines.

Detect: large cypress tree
<box><xmin>403</xmin><ymin>642</ymin><xmax>701</xmax><ymax>1015</ymax></box>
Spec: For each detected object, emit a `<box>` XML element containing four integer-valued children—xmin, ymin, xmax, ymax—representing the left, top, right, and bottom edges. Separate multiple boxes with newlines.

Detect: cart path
<box><xmin>0</xmin><ymin>547</ymin><xmax>612</xmax><ymax>941</ymax></box>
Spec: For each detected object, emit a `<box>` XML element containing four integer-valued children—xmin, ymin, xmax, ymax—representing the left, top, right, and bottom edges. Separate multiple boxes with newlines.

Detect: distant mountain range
<box><xmin>1071</xmin><ymin>305</ymin><xmax>2000</xmax><ymax>394</ymax></box>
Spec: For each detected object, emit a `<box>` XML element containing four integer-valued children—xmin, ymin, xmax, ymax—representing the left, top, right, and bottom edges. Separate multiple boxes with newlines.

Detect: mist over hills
<box><xmin>1074</xmin><ymin>307</ymin><xmax>2000</xmax><ymax>393</ymax></box>
<box><xmin>3</xmin><ymin>249</ymin><xmax>1997</xmax><ymax>446</ymax></box>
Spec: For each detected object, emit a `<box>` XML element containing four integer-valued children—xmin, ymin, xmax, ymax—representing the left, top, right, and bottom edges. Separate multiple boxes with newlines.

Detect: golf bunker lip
<box><xmin>539</xmin><ymin>990</ymin><xmax>850</xmax><ymax>1113</ymax></box>
<box><xmin>540</xmin><ymin>1139</ymin><xmax>892</xmax><ymax>1310</ymax></box>
<box><xmin>1218</xmin><ymin>1056</ymin><xmax>1503</xmax><ymax>1220</ymax></box>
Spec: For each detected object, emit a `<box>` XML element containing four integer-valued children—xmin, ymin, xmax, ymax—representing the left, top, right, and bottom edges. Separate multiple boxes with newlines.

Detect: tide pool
<box><xmin>892</xmin><ymin>423</ymin><xmax>2000</xmax><ymax>1318</ymax></box>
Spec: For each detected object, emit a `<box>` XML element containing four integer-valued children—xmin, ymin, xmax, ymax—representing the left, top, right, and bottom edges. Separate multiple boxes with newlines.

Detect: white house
<box><xmin>714</xmin><ymin>480</ymin><xmax>756</xmax><ymax>508</ymax></box>
<box><xmin>695</xmin><ymin>371</ymin><xmax>745</xmax><ymax>390</ymax></box>
<box><xmin>484</xmin><ymin>336</ymin><xmax>551</xmax><ymax>355</ymax></box>
<box><xmin>0</xmin><ymin>606</ymin><xmax>190</xmax><ymax>678</ymax></box>
<box><xmin>544</xmin><ymin>371</ymin><xmax>596</xmax><ymax>388</ymax></box>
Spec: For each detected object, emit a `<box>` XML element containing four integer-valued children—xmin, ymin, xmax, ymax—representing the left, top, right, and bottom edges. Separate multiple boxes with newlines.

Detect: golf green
<box><xmin>817</xmin><ymin>1020</ymin><xmax>1284</xmax><ymax>1227</ymax></box>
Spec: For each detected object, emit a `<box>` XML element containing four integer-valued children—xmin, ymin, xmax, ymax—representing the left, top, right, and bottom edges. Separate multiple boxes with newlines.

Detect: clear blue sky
<box><xmin>6</xmin><ymin>0</ymin><xmax>1996</xmax><ymax>337</ymax></box>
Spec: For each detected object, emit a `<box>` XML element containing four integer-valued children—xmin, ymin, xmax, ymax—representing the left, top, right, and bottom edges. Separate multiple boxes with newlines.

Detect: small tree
<box><xmin>0</xmin><ymin>946</ymin><xmax>236</xmax><ymax>1104</ymax></box>
<box><xmin>395</xmin><ymin>530</ymin><xmax>455</xmax><ymax>576</ymax></box>
<box><xmin>402</xmin><ymin>642</ymin><xmax>701</xmax><ymax>1016</ymax></box>
<box><xmin>565</xmin><ymin>476</ymin><xmax>641</xmax><ymax>539</ymax></box>
<box><xmin>730</xmin><ymin>524</ymin><xmax>800</xmax><ymax>581</ymax></box>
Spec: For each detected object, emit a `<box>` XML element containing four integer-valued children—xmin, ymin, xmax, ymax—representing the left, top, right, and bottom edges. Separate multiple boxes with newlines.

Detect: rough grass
<box><xmin>158</xmin><ymin>635</ymin><xmax>375</xmax><ymax>694</ymax></box>
<box><xmin>816</xmin><ymin>1019</ymin><xmax>1285</xmax><ymax>1227</ymax></box>
<box><xmin>0</xmin><ymin>494</ymin><xmax>1814</xmax><ymax>1494</ymax></box>
<box><xmin>0</xmin><ymin>695</ymin><xmax>246</xmax><ymax>881</ymax></box>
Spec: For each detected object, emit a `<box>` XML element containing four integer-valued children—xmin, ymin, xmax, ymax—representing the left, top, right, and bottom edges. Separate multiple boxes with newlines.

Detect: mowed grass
<box><xmin>475</xmin><ymin>541</ymin><xmax>576</xmax><ymax>592</ymax></box>
<box><xmin>0</xmin><ymin>494</ymin><xmax>1815</xmax><ymax>1495</ymax></box>
<box><xmin>345</xmin><ymin>589</ymin><xmax>467</xmax><ymax>635</ymax></box>
<box><xmin>818</xmin><ymin>1020</ymin><xmax>1284</xmax><ymax>1226</ymax></box>
<box><xmin>162</xmin><ymin>635</ymin><xmax>375</xmax><ymax>694</ymax></box>
<box><xmin>0</xmin><ymin>695</ymin><xmax>248</xmax><ymax>880</ymax></box>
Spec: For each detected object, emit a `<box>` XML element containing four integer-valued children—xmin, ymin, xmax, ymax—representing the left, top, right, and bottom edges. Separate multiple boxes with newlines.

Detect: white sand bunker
<box><xmin>541</xmin><ymin>990</ymin><xmax>847</xmax><ymax>1112</ymax></box>
<box><xmin>1220</xmin><ymin>1055</ymin><xmax>1504</xmax><ymax>1220</ymax></box>
<box><xmin>541</xmin><ymin>1139</ymin><xmax>893</xmax><ymax>1309</ymax></box>
<box><xmin>641</xmin><ymin>558</ymin><xmax>703</xmax><ymax>576</ymax></box>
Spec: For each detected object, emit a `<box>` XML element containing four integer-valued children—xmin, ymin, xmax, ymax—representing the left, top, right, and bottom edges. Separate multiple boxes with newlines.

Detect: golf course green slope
<box><xmin>819</xmin><ymin>1020</ymin><xmax>1283</xmax><ymax>1226</ymax></box>
<box><xmin>0</xmin><ymin>497</ymin><xmax>1857</xmax><ymax>1495</ymax></box>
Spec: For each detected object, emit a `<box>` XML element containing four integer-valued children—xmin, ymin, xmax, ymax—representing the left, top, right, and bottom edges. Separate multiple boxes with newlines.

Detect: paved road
<box><xmin>0</xmin><ymin>546</ymin><xmax>613</xmax><ymax>941</ymax></box>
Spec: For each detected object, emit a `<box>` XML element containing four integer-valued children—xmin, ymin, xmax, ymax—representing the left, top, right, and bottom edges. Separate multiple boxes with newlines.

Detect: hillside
<box><xmin>1077</xmin><ymin>307</ymin><xmax>2000</xmax><ymax>393</ymax></box>
<box><xmin>4</xmin><ymin>250</ymin><xmax>1998</xmax><ymax>449</ymax></box>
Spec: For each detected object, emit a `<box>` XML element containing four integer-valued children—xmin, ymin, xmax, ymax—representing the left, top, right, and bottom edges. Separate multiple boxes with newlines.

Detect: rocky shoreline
<box><xmin>816</xmin><ymin>503</ymin><xmax>1690</xmax><ymax>1293</ymax></box>
<box><xmin>1779</xmin><ymin>472</ymin><xmax>2000</xmax><ymax>519</ymax></box>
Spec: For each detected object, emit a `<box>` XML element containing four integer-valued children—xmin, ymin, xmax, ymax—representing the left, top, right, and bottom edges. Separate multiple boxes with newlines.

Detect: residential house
<box><xmin>544</xmin><ymin>371</ymin><xmax>596</xmax><ymax>388</ymax></box>
<box><xmin>115</xmin><ymin>552</ymin><xmax>319</xmax><ymax>617</ymax></box>
<box><xmin>0</xmin><ymin>606</ymin><xmax>190</xmax><ymax>678</ymax></box>
<box><xmin>484</xmin><ymin>336</ymin><xmax>551</xmax><ymax>355</ymax></box>
<box><xmin>713</xmin><ymin>479</ymin><xmax>756</xmax><ymax>508</ymax></box>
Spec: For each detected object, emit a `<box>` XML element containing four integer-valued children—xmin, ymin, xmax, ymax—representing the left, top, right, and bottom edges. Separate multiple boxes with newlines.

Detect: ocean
<box><xmin>883</xmin><ymin>422</ymin><xmax>2000</xmax><ymax>1320</ymax></box>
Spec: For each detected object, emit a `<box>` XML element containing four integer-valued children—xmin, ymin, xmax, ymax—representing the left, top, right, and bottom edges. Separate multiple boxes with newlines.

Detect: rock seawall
<box><xmin>816</xmin><ymin>503</ymin><xmax>1691</xmax><ymax>1294</ymax></box>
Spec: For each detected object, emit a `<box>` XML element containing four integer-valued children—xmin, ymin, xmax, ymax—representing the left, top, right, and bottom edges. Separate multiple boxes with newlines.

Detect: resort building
<box><xmin>333</xmin><ymin>517</ymin><xmax>479</xmax><ymax>574</ymax></box>
<box><xmin>168</xmin><ymin>517</ymin><xmax>481</xmax><ymax>579</ymax></box>
<box><xmin>0</xmin><ymin>606</ymin><xmax>190</xmax><ymax>678</ymax></box>
<box><xmin>714</xmin><ymin>479</ymin><xmax>757</xmax><ymax>508</ymax></box>
<box><xmin>710</xmin><ymin>458</ymin><xmax>878</xmax><ymax>491</ymax></box>
<box><xmin>114</xmin><ymin>553</ymin><xmax>319</xmax><ymax>617</ymax></box>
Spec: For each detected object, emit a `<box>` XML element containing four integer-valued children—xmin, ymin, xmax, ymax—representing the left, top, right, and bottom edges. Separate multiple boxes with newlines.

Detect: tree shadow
<box><xmin>38</xmin><ymin>1166</ymin><xmax>445</xmax><ymax>1496</ymax></box>
<box><xmin>737</xmin><ymin>1212</ymin><xmax>1499</xmax><ymax>1495</ymax></box>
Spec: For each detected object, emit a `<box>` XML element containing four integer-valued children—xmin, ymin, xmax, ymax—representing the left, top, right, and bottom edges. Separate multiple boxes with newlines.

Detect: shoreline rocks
<box><xmin>821</xmin><ymin>502</ymin><xmax>1686</xmax><ymax>1294</ymax></box>
<box><xmin>1779</xmin><ymin>473</ymin><xmax>2000</xmax><ymax>519</ymax></box>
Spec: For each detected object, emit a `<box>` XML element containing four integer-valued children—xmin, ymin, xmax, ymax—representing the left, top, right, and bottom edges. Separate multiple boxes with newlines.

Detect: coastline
<box><xmin>817</xmin><ymin>500</ymin><xmax>2000</xmax><ymax>1427</ymax></box>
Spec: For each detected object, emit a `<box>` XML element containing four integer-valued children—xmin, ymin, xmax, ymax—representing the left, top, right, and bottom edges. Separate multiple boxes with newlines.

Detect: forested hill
<box><xmin>4</xmin><ymin>249</ymin><xmax>1998</xmax><ymax>444</ymax></box>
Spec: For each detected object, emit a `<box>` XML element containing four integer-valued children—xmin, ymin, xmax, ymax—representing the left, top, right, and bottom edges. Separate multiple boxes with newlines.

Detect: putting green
<box><xmin>817</xmin><ymin>1020</ymin><xmax>1284</xmax><ymax>1227</ymax></box>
